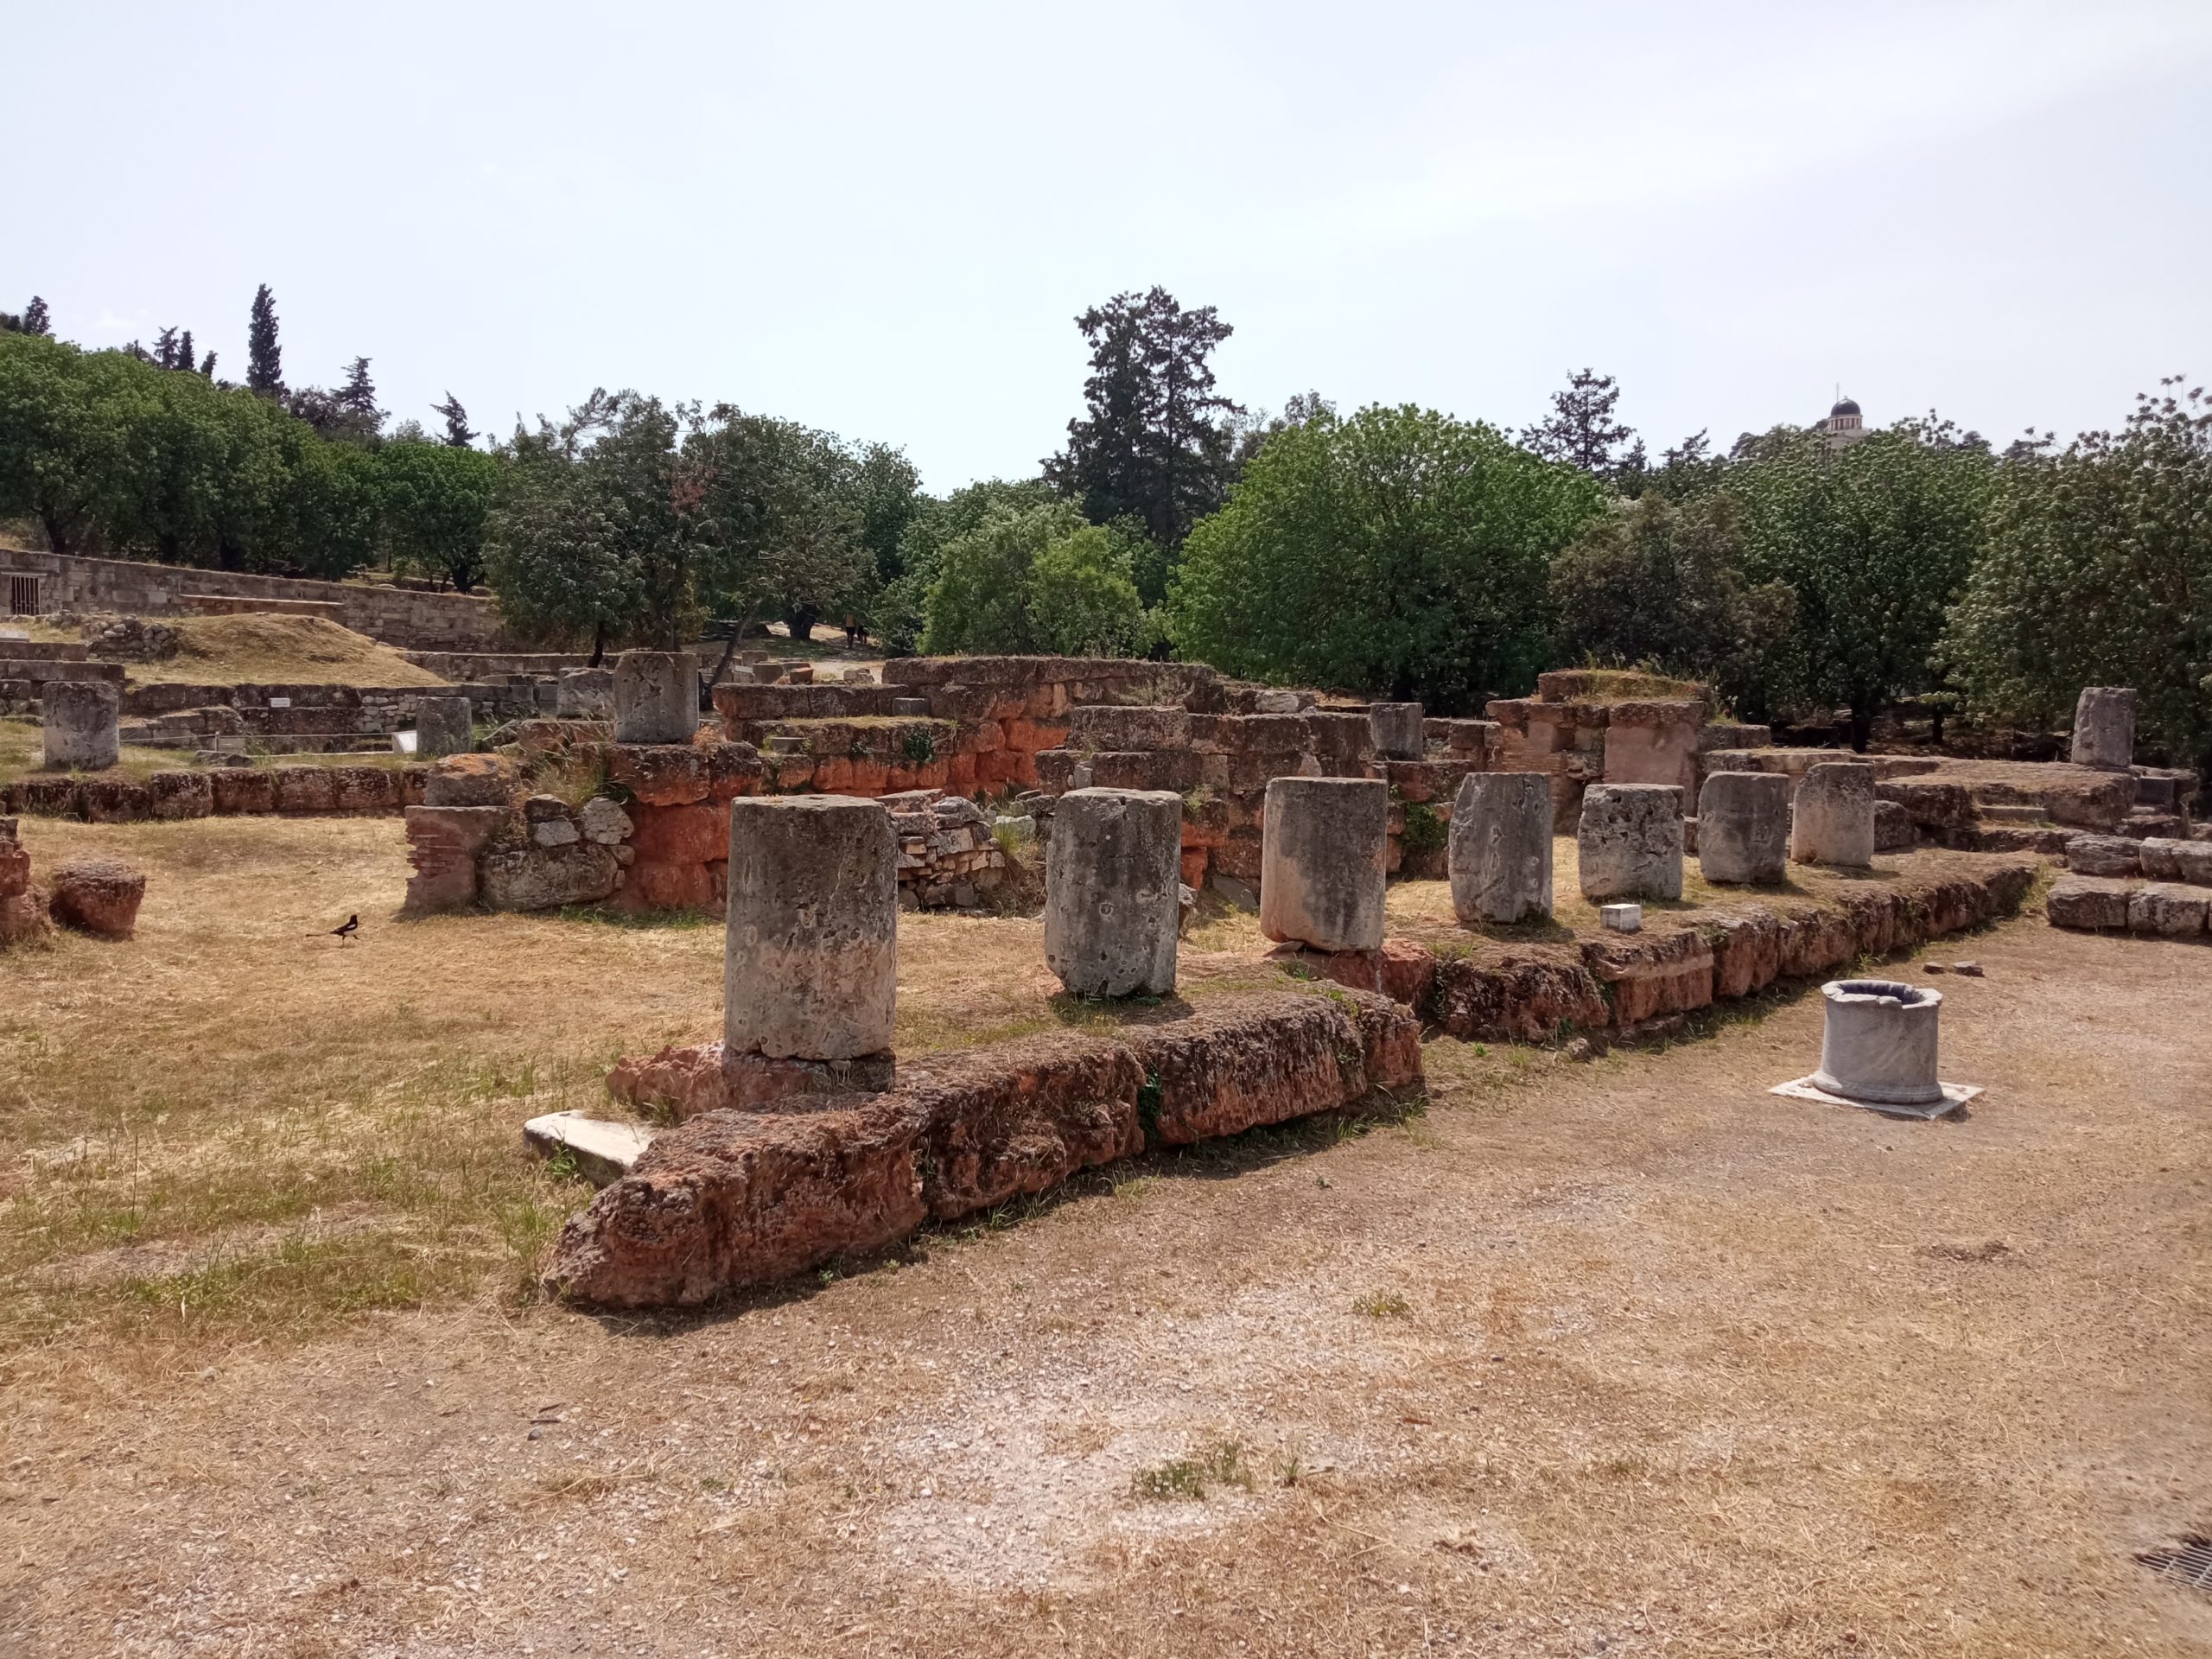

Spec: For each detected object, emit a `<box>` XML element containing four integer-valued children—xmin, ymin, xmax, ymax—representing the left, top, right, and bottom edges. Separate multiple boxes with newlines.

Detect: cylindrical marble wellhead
<box><xmin>2069</xmin><ymin>686</ymin><xmax>2135</xmax><ymax>770</ymax></box>
<box><xmin>1789</xmin><ymin>761</ymin><xmax>1876</xmax><ymax>868</ymax></box>
<box><xmin>725</xmin><ymin>796</ymin><xmax>897</xmax><ymax>1059</ymax></box>
<box><xmin>1697</xmin><ymin>770</ymin><xmax>1791</xmax><ymax>884</ymax></box>
<box><xmin>1260</xmin><ymin>776</ymin><xmax>1388</xmax><ymax>952</ymax></box>
<box><xmin>1576</xmin><ymin>784</ymin><xmax>1684</xmax><ymax>901</ymax></box>
<box><xmin>41</xmin><ymin>680</ymin><xmax>121</xmax><ymax>770</ymax></box>
<box><xmin>1044</xmin><ymin>787</ymin><xmax>1182</xmax><ymax>997</ymax></box>
<box><xmin>414</xmin><ymin>695</ymin><xmax>473</xmax><ymax>757</ymax></box>
<box><xmin>613</xmin><ymin>651</ymin><xmax>701</xmax><ymax>744</ymax></box>
<box><xmin>1811</xmin><ymin>979</ymin><xmax>1943</xmax><ymax>1106</ymax></box>
<box><xmin>1367</xmin><ymin>702</ymin><xmax>1426</xmax><ymax>761</ymax></box>
<box><xmin>1449</xmin><ymin>771</ymin><xmax>1553</xmax><ymax>923</ymax></box>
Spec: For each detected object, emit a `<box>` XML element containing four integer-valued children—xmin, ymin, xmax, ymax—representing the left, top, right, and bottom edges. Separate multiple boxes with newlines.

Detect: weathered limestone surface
<box><xmin>1577</xmin><ymin>784</ymin><xmax>1683</xmax><ymax>901</ymax></box>
<box><xmin>478</xmin><ymin>842</ymin><xmax>622</xmax><ymax>910</ymax></box>
<box><xmin>2128</xmin><ymin>883</ymin><xmax>2210</xmax><ymax>936</ymax></box>
<box><xmin>1448</xmin><ymin>772</ymin><xmax>1553</xmax><ymax>923</ymax></box>
<box><xmin>403</xmin><ymin>805</ymin><xmax>507</xmax><ymax>910</ymax></box>
<box><xmin>725</xmin><ymin>795</ymin><xmax>897</xmax><ymax>1061</ymax></box>
<box><xmin>2139</xmin><ymin>837</ymin><xmax>2212</xmax><ymax>885</ymax></box>
<box><xmin>1045</xmin><ymin>788</ymin><xmax>1181</xmax><ymax>997</ymax></box>
<box><xmin>414</xmin><ymin>695</ymin><xmax>472</xmax><ymax>757</ymax></box>
<box><xmin>613</xmin><ymin>651</ymin><xmax>700</xmax><ymax>745</ymax></box>
<box><xmin>423</xmin><ymin>753</ymin><xmax>519</xmax><ymax>808</ymax></box>
<box><xmin>1873</xmin><ymin>798</ymin><xmax>1915</xmax><ymax>853</ymax></box>
<box><xmin>1790</xmin><ymin>761</ymin><xmax>1876</xmax><ymax>868</ymax></box>
<box><xmin>2045</xmin><ymin>874</ymin><xmax>2132</xmax><ymax>931</ymax></box>
<box><xmin>1697</xmin><ymin>771</ymin><xmax>1790</xmax><ymax>885</ymax></box>
<box><xmin>2070</xmin><ymin>686</ymin><xmax>2135</xmax><ymax>770</ymax></box>
<box><xmin>1367</xmin><ymin>702</ymin><xmax>1426</xmax><ymax>760</ymax></box>
<box><xmin>556</xmin><ymin>987</ymin><xmax>1422</xmax><ymax>1306</ymax></box>
<box><xmin>48</xmin><ymin>857</ymin><xmax>145</xmax><ymax>938</ymax></box>
<box><xmin>1811</xmin><ymin>979</ymin><xmax>1944</xmax><ymax>1106</ymax></box>
<box><xmin>42</xmin><ymin>680</ymin><xmax>120</xmax><ymax>770</ymax></box>
<box><xmin>1260</xmin><ymin>777</ymin><xmax>1388</xmax><ymax>952</ymax></box>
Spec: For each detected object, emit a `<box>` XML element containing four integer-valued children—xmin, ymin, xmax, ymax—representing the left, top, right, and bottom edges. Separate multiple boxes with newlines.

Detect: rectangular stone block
<box><xmin>2045</xmin><ymin>874</ymin><xmax>2132</xmax><ymax>931</ymax></box>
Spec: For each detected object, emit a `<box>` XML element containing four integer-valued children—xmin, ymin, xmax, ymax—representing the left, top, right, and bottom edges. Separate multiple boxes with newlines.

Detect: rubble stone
<box><xmin>1260</xmin><ymin>777</ymin><xmax>1388</xmax><ymax>952</ymax></box>
<box><xmin>423</xmin><ymin>753</ymin><xmax>518</xmax><ymax>809</ymax></box>
<box><xmin>49</xmin><ymin>857</ymin><xmax>146</xmax><ymax>938</ymax></box>
<box><xmin>1045</xmin><ymin>787</ymin><xmax>1182</xmax><ymax>997</ymax></box>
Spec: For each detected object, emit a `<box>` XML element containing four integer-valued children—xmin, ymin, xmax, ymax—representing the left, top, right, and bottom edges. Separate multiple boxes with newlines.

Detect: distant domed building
<box><xmin>1815</xmin><ymin>395</ymin><xmax>1866</xmax><ymax>448</ymax></box>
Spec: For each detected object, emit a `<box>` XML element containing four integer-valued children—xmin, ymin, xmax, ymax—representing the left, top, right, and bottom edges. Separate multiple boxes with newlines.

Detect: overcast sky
<box><xmin>13</xmin><ymin>1</ymin><xmax>2210</xmax><ymax>489</ymax></box>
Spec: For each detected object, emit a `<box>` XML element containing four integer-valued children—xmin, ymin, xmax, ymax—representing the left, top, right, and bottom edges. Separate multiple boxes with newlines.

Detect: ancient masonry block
<box><xmin>613</xmin><ymin>651</ymin><xmax>700</xmax><ymax>745</ymax></box>
<box><xmin>1577</xmin><ymin>784</ymin><xmax>1683</xmax><ymax>901</ymax></box>
<box><xmin>2069</xmin><ymin>686</ymin><xmax>2135</xmax><ymax>770</ymax></box>
<box><xmin>1044</xmin><ymin>787</ymin><xmax>1182</xmax><ymax>997</ymax></box>
<box><xmin>1697</xmin><ymin>770</ymin><xmax>1791</xmax><ymax>885</ymax></box>
<box><xmin>48</xmin><ymin>857</ymin><xmax>146</xmax><ymax>938</ymax></box>
<box><xmin>413</xmin><ymin>695</ymin><xmax>473</xmax><ymax>756</ymax></box>
<box><xmin>725</xmin><ymin>795</ymin><xmax>897</xmax><ymax>1062</ymax></box>
<box><xmin>41</xmin><ymin>680</ymin><xmax>120</xmax><ymax>770</ymax></box>
<box><xmin>1448</xmin><ymin>771</ymin><xmax>1552</xmax><ymax>923</ymax></box>
<box><xmin>1367</xmin><ymin>702</ymin><xmax>1425</xmax><ymax>761</ymax></box>
<box><xmin>1260</xmin><ymin>777</ymin><xmax>1388</xmax><ymax>953</ymax></box>
<box><xmin>1789</xmin><ymin>761</ymin><xmax>1876</xmax><ymax>868</ymax></box>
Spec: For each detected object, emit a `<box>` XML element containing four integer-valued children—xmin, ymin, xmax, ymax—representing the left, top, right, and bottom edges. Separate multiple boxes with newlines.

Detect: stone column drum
<box><xmin>1811</xmin><ymin>979</ymin><xmax>1944</xmax><ymax>1108</ymax></box>
<box><xmin>2069</xmin><ymin>686</ymin><xmax>2135</xmax><ymax>770</ymax></box>
<box><xmin>1789</xmin><ymin>761</ymin><xmax>1875</xmax><ymax>868</ymax></box>
<box><xmin>613</xmin><ymin>651</ymin><xmax>700</xmax><ymax>744</ymax></box>
<box><xmin>1368</xmin><ymin>702</ymin><xmax>1425</xmax><ymax>761</ymax></box>
<box><xmin>41</xmin><ymin>680</ymin><xmax>120</xmax><ymax>771</ymax></box>
<box><xmin>1260</xmin><ymin>777</ymin><xmax>1388</xmax><ymax>953</ymax></box>
<box><xmin>1697</xmin><ymin>770</ymin><xmax>1791</xmax><ymax>884</ymax></box>
<box><xmin>1449</xmin><ymin>771</ymin><xmax>1553</xmax><ymax>923</ymax></box>
<box><xmin>725</xmin><ymin>796</ymin><xmax>897</xmax><ymax>1061</ymax></box>
<box><xmin>1576</xmin><ymin>784</ymin><xmax>1683</xmax><ymax>901</ymax></box>
<box><xmin>1044</xmin><ymin>788</ymin><xmax>1182</xmax><ymax>997</ymax></box>
<box><xmin>413</xmin><ymin>695</ymin><xmax>473</xmax><ymax>757</ymax></box>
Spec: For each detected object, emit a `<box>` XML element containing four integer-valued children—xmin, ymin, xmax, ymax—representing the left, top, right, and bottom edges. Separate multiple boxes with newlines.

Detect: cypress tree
<box><xmin>431</xmin><ymin>392</ymin><xmax>477</xmax><ymax>448</ymax></box>
<box><xmin>247</xmin><ymin>283</ymin><xmax>283</xmax><ymax>395</ymax></box>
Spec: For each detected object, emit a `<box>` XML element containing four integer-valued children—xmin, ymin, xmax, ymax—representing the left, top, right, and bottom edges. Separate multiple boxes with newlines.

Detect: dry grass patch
<box><xmin>118</xmin><ymin>613</ymin><xmax>451</xmax><ymax>688</ymax></box>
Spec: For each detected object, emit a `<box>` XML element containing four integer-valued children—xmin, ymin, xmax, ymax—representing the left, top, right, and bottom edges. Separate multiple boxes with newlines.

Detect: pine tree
<box><xmin>1521</xmin><ymin>368</ymin><xmax>1642</xmax><ymax>484</ymax></box>
<box><xmin>23</xmin><ymin>296</ymin><xmax>49</xmax><ymax>335</ymax></box>
<box><xmin>246</xmin><ymin>283</ymin><xmax>283</xmax><ymax>395</ymax></box>
<box><xmin>199</xmin><ymin>350</ymin><xmax>218</xmax><ymax>378</ymax></box>
<box><xmin>431</xmin><ymin>391</ymin><xmax>477</xmax><ymax>448</ymax></box>
<box><xmin>339</xmin><ymin>356</ymin><xmax>377</xmax><ymax>417</ymax></box>
<box><xmin>154</xmin><ymin>326</ymin><xmax>182</xmax><ymax>370</ymax></box>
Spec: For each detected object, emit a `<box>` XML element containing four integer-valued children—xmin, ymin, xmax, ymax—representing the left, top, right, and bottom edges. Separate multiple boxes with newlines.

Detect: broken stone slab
<box><xmin>1577</xmin><ymin>784</ymin><xmax>1684</xmax><ymax>901</ymax></box>
<box><xmin>1448</xmin><ymin>771</ymin><xmax>1552</xmax><ymax>923</ymax></box>
<box><xmin>524</xmin><ymin>1111</ymin><xmax>659</xmax><ymax>1187</ymax></box>
<box><xmin>49</xmin><ymin>858</ymin><xmax>145</xmax><ymax>938</ymax></box>
<box><xmin>1045</xmin><ymin>787</ymin><xmax>1182</xmax><ymax>997</ymax></box>
<box><xmin>1261</xmin><ymin>776</ymin><xmax>1388</xmax><ymax>952</ymax></box>
<box><xmin>42</xmin><ymin>680</ymin><xmax>120</xmax><ymax>770</ymax></box>
<box><xmin>1696</xmin><ymin>770</ymin><xmax>1790</xmax><ymax>884</ymax></box>
<box><xmin>613</xmin><ymin>651</ymin><xmax>701</xmax><ymax>745</ymax></box>
<box><xmin>724</xmin><ymin>795</ymin><xmax>898</xmax><ymax>1061</ymax></box>
<box><xmin>2069</xmin><ymin>685</ymin><xmax>2135</xmax><ymax>770</ymax></box>
<box><xmin>1367</xmin><ymin>702</ymin><xmax>1426</xmax><ymax>760</ymax></box>
<box><xmin>2045</xmin><ymin>874</ymin><xmax>2132</xmax><ymax>931</ymax></box>
<box><xmin>2127</xmin><ymin>882</ymin><xmax>2210</xmax><ymax>936</ymax></box>
<box><xmin>1789</xmin><ymin>761</ymin><xmax>1877</xmax><ymax>868</ymax></box>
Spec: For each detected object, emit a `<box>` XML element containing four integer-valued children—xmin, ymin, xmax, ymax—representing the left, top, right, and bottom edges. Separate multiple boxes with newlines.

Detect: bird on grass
<box><xmin>327</xmin><ymin>914</ymin><xmax>360</xmax><ymax>944</ymax></box>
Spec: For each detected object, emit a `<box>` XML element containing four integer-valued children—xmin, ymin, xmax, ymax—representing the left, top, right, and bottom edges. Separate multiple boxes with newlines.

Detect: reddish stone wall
<box><xmin>2</xmin><ymin>764</ymin><xmax>427</xmax><ymax>823</ymax></box>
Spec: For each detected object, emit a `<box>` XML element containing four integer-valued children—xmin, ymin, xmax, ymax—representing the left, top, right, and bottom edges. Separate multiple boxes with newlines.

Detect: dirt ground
<box><xmin>1</xmin><ymin>818</ymin><xmax>2208</xmax><ymax>1656</ymax></box>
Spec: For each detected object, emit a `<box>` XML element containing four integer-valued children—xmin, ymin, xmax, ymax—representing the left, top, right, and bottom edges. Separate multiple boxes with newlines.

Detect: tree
<box><xmin>246</xmin><ymin>283</ymin><xmax>283</xmax><ymax>396</ymax></box>
<box><xmin>1728</xmin><ymin>417</ymin><xmax>1995</xmax><ymax>748</ymax></box>
<box><xmin>1943</xmin><ymin>378</ymin><xmax>2212</xmax><ymax>770</ymax></box>
<box><xmin>379</xmin><ymin>439</ymin><xmax>501</xmax><ymax>591</ymax></box>
<box><xmin>431</xmin><ymin>391</ymin><xmax>476</xmax><ymax>448</ymax></box>
<box><xmin>921</xmin><ymin>499</ymin><xmax>1087</xmax><ymax>655</ymax></box>
<box><xmin>871</xmin><ymin>478</ymin><xmax>1055</xmax><ymax>653</ymax></box>
<box><xmin>1028</xmin><ymin>524</ymin><xmax>1150</xmax><ymax>657</ymax></box>
<box><xmin>0</xmin><ymin>333</ymin><xmax>134</xmax><ymax>553</ymax></box>
<box><xmin>339</xmin><ymin>357</ymin><xmax>378</xmax><ymax>422</ymax></box>
<box><xmin>1549</xmin><ymin>492</ymin><xmax>1795</xmax><ymax>714</ymax></box>
<box><xmin>690</xmin><ymin>409</ymin><xmax>872</xmax><ymax>649</ymax></box>
<box><xmin>1522</xmin><ymin>368</ymin><xmax>1644</xmax><ymax>486</ymax></box>
<box><xmin>0</xmin><ymin>297</ymin><xmax>51</xmax><ymax>336</ymax></box>
<box><xmin>1171</xmin><ymin>404</ymin><xmax>1605</xmax><ymax>709</ymax></box>
<box><xmin>1043</xmin><ymin>286</ymin><xmax>1242</xmax><ymax>554</ymax></box>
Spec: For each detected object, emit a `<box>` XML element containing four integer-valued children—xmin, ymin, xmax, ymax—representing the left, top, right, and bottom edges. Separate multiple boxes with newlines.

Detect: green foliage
<box><xmin>1131</xmin><ymin>1440</ymin><xmax>1253</xmax><ymax>1502</ymax></box>
<box><xmin>1399</xmin><ymin>800</ymin><xmax>1447</xmax><ymax>857</ymax></box>
<box><xmin>1027</xmin><ymin>524</ymin><xmax>1150</xmax><ymax>657</ymax></box>
<box><xmin>920</xmin><ymin>499</ymin><xmax>1085</xmax><ymax>654</ymax></box>
<box><xmin>1170</xmin><ymin>404</ymin><xmax>1605</xmax><ymax>710</ymax></box>
<box><xmin>1943</xmin><ymin>379</ymin><xmax>2212</xmax><ymax>766</ymax></box>
<box><xmin>874</xmin><ymin>478</ymin><xmax>1056</xmax><ymax>652</ymax></box>
<box><xmin>1549</xmin><ymin>491</ymin><xmax>1795</xmax><ymax>712</ymax></box>
<box><xmin>378</xmin><ymin>439</ymin><xmax>501</xmax><ymax>591</ymax></box>
<box><xmin>1728</xmin><ymin>420</ymin><xmax>1994</xmax><ymax>745</ymax></box>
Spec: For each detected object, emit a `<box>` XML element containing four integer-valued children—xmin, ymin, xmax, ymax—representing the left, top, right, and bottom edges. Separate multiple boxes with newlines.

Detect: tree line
<box><xmin>2</xmin><ymin>286</ymin><xmax>2205</xmax><ymax>770</ymax></box>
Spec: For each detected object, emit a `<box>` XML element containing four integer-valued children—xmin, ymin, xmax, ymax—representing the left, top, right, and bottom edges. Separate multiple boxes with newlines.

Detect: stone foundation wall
<box><xmin>2</xmin><ymin>763</ymin><xmax>428</xmax><ymax>823</ymax></box>
<box><xmin>123</xmin><ymin>680</ymin><xmax>548</xmax><ymax>725</ymax></box>
<box><xmin>0</xmin><ymin>550</ymin><xmax>512</xmax><ymax>650</ymax></box>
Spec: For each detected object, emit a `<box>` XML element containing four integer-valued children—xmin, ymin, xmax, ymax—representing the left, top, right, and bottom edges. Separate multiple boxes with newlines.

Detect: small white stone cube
<box><xmin>1599</xmin><ymin>902</ymin><xmax>1643</xmax><ymax>933</ymax></box>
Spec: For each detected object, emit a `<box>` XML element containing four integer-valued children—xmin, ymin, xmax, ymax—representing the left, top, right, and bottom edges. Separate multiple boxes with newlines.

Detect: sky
<box><xmin>11</xmin><ymin>0</ymin><xmax>2212</xmax><ymax>490</ymax></box>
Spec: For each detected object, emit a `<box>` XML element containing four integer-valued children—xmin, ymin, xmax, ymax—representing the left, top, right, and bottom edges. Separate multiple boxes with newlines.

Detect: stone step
<box><xmin>523</xmin><ymin>1111</ymin><xmax>658</xmax><ymax>1187</ymax></box>
<box><xmin>1977</xmin><ymin>804</ymin><xmax>2050</xmax><ymax>824</ymax></box>
<box><xmin>0</xmin><ymin>658</ymin><xmax>126</xmax><ymax>686</ymax></box>
<box><xmin>0</xmin><ymin>641</ymin><xmax>92</xmax><ymax>662</ymax></box>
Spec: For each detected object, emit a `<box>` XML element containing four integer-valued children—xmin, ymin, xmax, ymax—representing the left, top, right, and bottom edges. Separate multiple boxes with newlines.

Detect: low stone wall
<box><xmin>2048</xmin><ymin>874</ymin><xmax>2212</xmax><ymax>937</ymax></box>
<box><xmin>550</xmin><ymin>985</ymin><xmax>1423</xmax><ymax>1306</ymax></box>
<box><xmin>123</xmin><ymin>680</ymin><xmax>546</xmax><ymax>725</ymax></box>
<box><xmin>0</xmin><ymin>550</ymin><xmax>512</xmax><ymax>650</ymax></box>
<box><xmin>2</xmin><ymin>764</ymin><xmax>427</xmax><ymax>823</ymax></box>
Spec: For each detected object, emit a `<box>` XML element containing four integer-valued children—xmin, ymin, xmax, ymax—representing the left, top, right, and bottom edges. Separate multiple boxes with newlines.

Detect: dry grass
<box><xmin>119</xmin><ymin>612</ymin><xmax>452</xmax><ymax>687</ymax></box>
<box><xmin>0</xmin><ymin>716</ymin><xmax>419</xmax><ymax>785</ymax></box>
<box><xmin>0</xmin><ymin>815</ymin><xmax>2206</xmax><ymax>1657</ymax></box>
